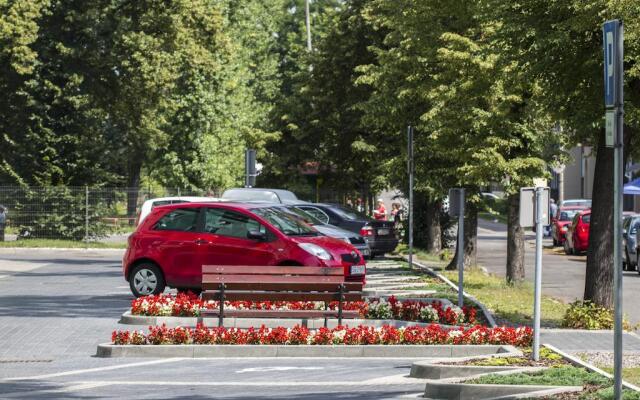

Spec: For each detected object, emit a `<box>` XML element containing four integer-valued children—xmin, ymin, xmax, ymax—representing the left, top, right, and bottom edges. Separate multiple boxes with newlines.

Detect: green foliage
<box><xmin>469</xmin><ymin>365</ymin><xmax>610</xmax><ymax>386</ymax></box>
<box><xmin>562</xmin><ymin>300</ymin><xmax>633</xmax><ymax>330</ymax></box>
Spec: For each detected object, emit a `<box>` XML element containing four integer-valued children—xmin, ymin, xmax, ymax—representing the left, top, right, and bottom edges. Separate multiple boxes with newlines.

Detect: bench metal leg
<box><xmin>338</xmin><ymin>284</ymin><xmax>344</xmax><ymax>326</ymax></box>
<box><xmin>219</xmin><ymin>283</ymin><xmax>225</xmax><ymax>327</ymax></box>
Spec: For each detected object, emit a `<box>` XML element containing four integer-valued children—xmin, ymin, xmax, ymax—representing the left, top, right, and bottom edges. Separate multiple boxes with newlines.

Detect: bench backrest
<box><xmin>201</xmin><ymin>265</ymin><xmax>363</xmax><ymax>302</ymax></box>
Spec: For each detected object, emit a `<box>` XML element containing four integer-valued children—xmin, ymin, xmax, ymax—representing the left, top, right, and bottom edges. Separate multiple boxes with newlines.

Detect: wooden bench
<box><xmin>200</xmin><ymin>265</ymin><xmax>364</xmax><ymax>327</ymax></box>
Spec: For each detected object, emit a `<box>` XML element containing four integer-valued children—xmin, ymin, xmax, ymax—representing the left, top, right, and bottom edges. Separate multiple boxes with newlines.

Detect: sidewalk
<box><xmin>541</xmin><ymin>329</ymin><xmax>640</xmax><ymax>353</ymax></box>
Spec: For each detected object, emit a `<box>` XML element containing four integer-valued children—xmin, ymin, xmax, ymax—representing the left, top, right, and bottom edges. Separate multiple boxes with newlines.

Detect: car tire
<box><xmin>129</xmin><ymin>263</ymin><xmax>165</xmax><ymax>297</ymax></box>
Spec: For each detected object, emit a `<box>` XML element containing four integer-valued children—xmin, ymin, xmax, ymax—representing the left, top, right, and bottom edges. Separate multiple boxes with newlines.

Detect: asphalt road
<box><xmin>476</xmin><ymin>218</ymin><xmax>640</xmax><ymax>327</ymax></box>
<box><xmin>0</xmin><ymin>249</ymin><xmax>428</xmax><ymax>399</ymax></box>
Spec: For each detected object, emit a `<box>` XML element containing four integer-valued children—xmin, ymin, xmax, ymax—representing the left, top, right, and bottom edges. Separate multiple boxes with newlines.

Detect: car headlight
<box><xmin>298</xmin><ymin>243</ymin><xmax>332</xmax><ymax>260</ymax></box>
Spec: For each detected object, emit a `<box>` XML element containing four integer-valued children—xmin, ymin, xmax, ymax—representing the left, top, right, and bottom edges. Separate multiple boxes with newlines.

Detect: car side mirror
<box><xmin>247</xmin><ymin>230</ymin><xmax>267</xmax><ymax>241</ymax></box>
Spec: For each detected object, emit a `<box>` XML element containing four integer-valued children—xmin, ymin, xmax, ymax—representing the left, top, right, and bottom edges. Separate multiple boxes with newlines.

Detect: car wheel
<box><xmin>130</xmin><ymin>263</ymin><xmax>165</xmax><ymax>297</ymax></box>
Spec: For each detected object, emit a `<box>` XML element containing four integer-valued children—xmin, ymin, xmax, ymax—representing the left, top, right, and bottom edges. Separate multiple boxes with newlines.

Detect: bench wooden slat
<box><xmin>202</xmin><ymin>282</ymin><xmax>363</xmax><ymax>292</ymax></box>
<box><xmin>200</xmin><ymin>309</ymin><xmax>360</xmax><ymax>319</ymax></box>
<box><xmin>203</xmin><ymin>274</ymin><xmax>347</xmax><ymax>284</ymax></box>
<box><xmin>202</xmin><ymin>291</ymin><xmax>363</xmax><ymax>302</ymax></box>
<box><xmin>202</xmin><ymin>265</ymin><xmax>344</xmax><ymax>276</ymax></box>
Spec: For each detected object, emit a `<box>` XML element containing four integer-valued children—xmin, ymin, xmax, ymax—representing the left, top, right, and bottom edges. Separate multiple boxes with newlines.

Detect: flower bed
<box><xmin>112</xmin><ymin>324</ymin><xmax>531</xmax><ymax>346</ymax></box>
<box><xmin>130</xmin><ymin>292</ymin><xmax>478</xmax><ymax>325</ymax></box>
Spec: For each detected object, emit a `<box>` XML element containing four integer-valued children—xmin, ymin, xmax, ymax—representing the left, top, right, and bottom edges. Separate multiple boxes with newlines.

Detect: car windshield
<box><xmin>559</xmin><ymin>210</ymin><xmax>578</xmax><ymax>221</ymax></box>
<box><xmin>283</xmin><ymin>206</ymin><xmax>324</xmax><ymax>225</ymax></box>
<box><xmin>253</xmin><ymin>207</ymin><xmax>319</xmax><ymax>236</ymax></box>
<box><xmin>331</xmin><ymin>205</ymin><xmax>367</xmax><ymax>221</ymax></box>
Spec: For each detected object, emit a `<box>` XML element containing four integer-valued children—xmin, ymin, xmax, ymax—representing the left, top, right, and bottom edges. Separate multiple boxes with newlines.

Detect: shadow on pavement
<box><xmin>0</xmin><ymin>294</ymin><xmax>131</xmax><ymax>318</ymax></box>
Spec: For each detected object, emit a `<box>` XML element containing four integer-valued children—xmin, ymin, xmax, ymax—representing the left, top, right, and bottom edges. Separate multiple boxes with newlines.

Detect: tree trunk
<box><xmin>584</xmin><ymin>128</ymin><xmax>633</xmax><ymax>307</ymax></box>
<box><xmin>446</xmin><ymin>199</ymin><xmax>478</xmax><ymax>270</ymax></box>
<box><xmin>424</xmin><ymin>198</ymin><xmax>442</xmax><ymax>253</ymax></box>
<box><xmin>506</xmin><ymin>192</ymin><xmax>525</xmax><ymax>283</ymax></box>
<box><xmin>126</xmin><ymin>160</ymin><xmax>142</xmax><ymax>223</ymax></box>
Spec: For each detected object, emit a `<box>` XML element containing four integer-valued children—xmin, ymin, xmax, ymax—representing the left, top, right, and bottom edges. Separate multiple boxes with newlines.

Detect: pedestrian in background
<box><xmin>546</xmin><ymin>198</ymin><xmax>558</xmax><ymax>237</ymax></box>
<box><xmin>373</xmin><ymin>198</ymin><xmax>387</xmax><ymax>221</ymax></box>
<box><xmin>0</xmin><ymin>206</ymin><xmax>6</xmax><ymax>242</ymax></box>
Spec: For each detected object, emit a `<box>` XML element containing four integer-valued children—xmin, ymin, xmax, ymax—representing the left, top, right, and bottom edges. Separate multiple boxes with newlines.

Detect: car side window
<box><xmin>153</xmin><ymin>208</ymin><xmax>199</xmax><ymax>232</ymax></box>
<box><xmin>298</xmin><ymin>206</ymin><xmax>330</xmax><ymax>224</ymax></box>
<box><xmin>204</xmin><ymin>208</ymin><xmax>267</xmax><ymax>240</ymax></box>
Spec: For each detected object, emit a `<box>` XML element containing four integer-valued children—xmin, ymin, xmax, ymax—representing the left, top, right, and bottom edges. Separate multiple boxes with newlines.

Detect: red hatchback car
<box><xmin>551</xmin><ymin>206</ymin><xmax>588</xmax><ymax>246</ymax></box>
<box><xmin>123</xmin><ymin>203</ymin><xmax>367</xmax><ymax>297</ymax></box>
<box><xmin>564</xmin><ymin>210</ymin><xmax>591</xmax><ymax>255</ymax></box>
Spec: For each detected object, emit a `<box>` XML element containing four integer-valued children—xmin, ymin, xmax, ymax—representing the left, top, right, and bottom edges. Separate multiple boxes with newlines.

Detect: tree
<box><xmin>490</xmin><ymin>0</ymin><xmax>640</xmax><ymax>306</ymax></box>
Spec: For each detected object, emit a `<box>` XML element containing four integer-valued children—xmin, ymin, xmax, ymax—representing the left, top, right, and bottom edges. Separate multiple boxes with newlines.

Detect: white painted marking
<box><xmin>4</xmin><ymin>358</ymin><xmax>185</xmax><ymax>381</ymax></box>
<box><xmin>64</xmin><ymin>378</ymin><xmax>426</xmax><ymax>387</ymax></box>
<box><xmin>0</xmin><ymin>275</ymin><xmax>8</xmax><ymax>279</ymax></box>
<box><xmin>236</xmin><ymin>366</ymin><xmax>324</xmax><ymax>374</ymax></box>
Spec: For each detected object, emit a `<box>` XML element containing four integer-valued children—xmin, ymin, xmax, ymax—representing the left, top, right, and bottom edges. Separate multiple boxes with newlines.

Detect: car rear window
<box><xmin>331</xmin><ymin>205</ymin><xmax>366</xmax><ymax>221</ymax></box>
<box><xmin>559</xmin><ymin>210</ymin><xmax>578</xmax><ymax>221</ymax></box>
<box><xmin>153</xmin><ymin>208</ymin><xmax>199</xmax><ymax>232</ymax></box>
<box><xmin>582</xmin><ymin>214</ymin><xmax>591</xmax><ymax>224</ymax></box>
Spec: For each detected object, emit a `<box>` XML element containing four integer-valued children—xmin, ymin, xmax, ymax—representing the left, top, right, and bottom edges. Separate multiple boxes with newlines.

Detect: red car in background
<box><xmin>551</xmin><ymin>206</ymin><xmax>588</xmax><ymax>246</ymax></box>
<box><xmin>564</xmin><ymin>210</ymin><xmax>591</xmax><ymax>255</ymax></box>
<box><xmin>123</xmin><ymin>202</ymin><xmax>366</xmax><ymax>297</ymax></box>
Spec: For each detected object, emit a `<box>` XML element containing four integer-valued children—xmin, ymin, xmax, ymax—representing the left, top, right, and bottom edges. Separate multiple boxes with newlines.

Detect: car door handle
<box><xmin>195</xmin><ymin>239</ymin><xmax>210</xmax><ymax>245</ymax></box>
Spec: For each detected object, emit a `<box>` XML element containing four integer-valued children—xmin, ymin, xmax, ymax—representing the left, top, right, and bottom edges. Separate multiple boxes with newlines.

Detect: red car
<box><xmin>564</xmin><ymin>210</ymin><xmax>591</xmax><ymax>255</ymax></box>
<box><xmin>551</xmin><ymin>206</ymin><xmax>588</xmax><ymax>246</ymax></box>
<box><xmin>123</xmin><ymin>202</ymin><xmax>366</xmax><ymax>297</ymax></box>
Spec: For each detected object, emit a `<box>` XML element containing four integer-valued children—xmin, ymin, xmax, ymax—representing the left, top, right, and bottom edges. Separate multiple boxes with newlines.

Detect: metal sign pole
<box><xmin>457</xmin><ymin>189</ymin><xmax>465</xmax><ymax>308</ymax></box>
<box><xmin>533</xmin><ymin>187</ymin><xmax>543</xmax><ymax>361</ymax></box>
<box><xmin>408</xmin><ymin>126</ymin><xmax>414</xmax><ymax>268</ymax></box>
<box><xmin>604</xmin><ymin>20</ymin><xmax>624</xmax><ymax>399</ymax></box>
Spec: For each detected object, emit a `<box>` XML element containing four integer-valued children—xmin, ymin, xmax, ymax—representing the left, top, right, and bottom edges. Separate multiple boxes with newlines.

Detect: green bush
<box><xmin>562</xmin><ymin>300</ymin><xmax>632</xmax><ymax>330</ymax></box>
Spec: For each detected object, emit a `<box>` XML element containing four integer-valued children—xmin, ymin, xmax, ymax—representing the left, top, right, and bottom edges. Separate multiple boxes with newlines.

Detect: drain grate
<box><xmin>0</xmin><ymin>359</ymin><xmax>53</xmax><ymax>363</ymax></box>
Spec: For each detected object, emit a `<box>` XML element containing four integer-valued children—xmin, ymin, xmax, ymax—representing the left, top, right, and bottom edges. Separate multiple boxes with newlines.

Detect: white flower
<box><xmin>419</xmin><ymin>305</ymin><xmax>439</xmax><ymax>322</ymax></box>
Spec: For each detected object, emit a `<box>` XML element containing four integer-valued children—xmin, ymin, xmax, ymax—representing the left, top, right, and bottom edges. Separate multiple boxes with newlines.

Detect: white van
<box><xmin>136</xmin><ymin>196</ymin><xmax>220</xmax><ymax>225</ymax></box>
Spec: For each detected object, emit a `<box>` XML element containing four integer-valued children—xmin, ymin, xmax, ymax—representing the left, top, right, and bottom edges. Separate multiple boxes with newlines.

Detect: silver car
<box><xmin>624</xmin><ymin>214</ymin><xmax>640</xmax><ymax>270</ymax></box>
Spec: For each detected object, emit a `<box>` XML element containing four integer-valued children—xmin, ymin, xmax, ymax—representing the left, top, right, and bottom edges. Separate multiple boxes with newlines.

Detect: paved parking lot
<box><xmin>0</xmin><ymin>249</ymin><xmax>428</xmax><ymax>399</ymax></box>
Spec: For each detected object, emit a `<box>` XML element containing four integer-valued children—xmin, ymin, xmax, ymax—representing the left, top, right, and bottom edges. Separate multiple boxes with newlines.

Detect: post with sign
<box><xmin>407</xmin><ymin>126</ymin><xmax>414</xmax><ymax>269</ymax></box>
<box><xmin>449</xmin><ymin>188</ymin><xmax>465</xmax><ymax>307</ymax></box>
<box><xmin>245</xmin><ymin>149</ymin><xmax>257</xmax><ymax>188</ymax></box>
<box><xmin>520</xmin><ymin>186</ymin><xmax>549</xmax><ymax>361</ymax></box>
<box><xmin>604</xmin><ymin>19</ymin><xmax>624</xmax><ymax>400</ymax></box>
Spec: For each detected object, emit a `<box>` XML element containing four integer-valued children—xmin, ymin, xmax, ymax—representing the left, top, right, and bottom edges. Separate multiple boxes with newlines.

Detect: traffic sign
<box><xmin>603</xmin><ymin>20</ymin><xmax>622</xmax><ymax>108</ymax></box>
<box><xmin>606</xmin><ymin>110</ymin><xmax>615</xmax><ymax>147</ymax></box>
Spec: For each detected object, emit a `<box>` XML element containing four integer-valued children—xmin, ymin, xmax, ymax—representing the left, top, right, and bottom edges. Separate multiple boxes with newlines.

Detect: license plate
<box><xmin>377</xmin><ymin>228</ymin><xmax>390</xmax><ymax>235</ymax></box>
<box><xmin>350</xmin><ymin>265</ymin><xmax>365</xmax><ymax>275</ymax></box>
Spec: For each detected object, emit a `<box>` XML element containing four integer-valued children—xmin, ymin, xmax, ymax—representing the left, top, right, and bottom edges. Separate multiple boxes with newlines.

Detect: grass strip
<box><xmin>468</xmin><ymin>365</ymin><xmax>640</xmax><ymax>399</ymax></box>
<box><xmin>0</xmin><ymin>239</ymin><xmax>126</xmax><ymax>249</ymax></box>
<box><xmin>440</xmin><ymin>268</ymin><xmax>567</xmax><ymax>327</ymax></box>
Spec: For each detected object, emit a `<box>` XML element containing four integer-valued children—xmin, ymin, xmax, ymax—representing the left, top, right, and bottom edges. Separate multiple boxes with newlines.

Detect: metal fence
<box><xmin>0</xmin><ymin>186</ymin><xmax>218</xmax><ymax>241</ymax></box>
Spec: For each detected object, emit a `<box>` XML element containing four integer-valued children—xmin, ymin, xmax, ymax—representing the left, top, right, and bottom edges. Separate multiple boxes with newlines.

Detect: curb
<box><xmin>399</xmin><ymin>255</ymin><xmax>498</xmax><ymax>327</ymax></box>
<box><xmin>543</xmin><ymin>343</ymin><xmax>640</xmax><ymax>392</ymax></box>
<box><xmin>423</xmin><ymin>382</ymin><xmax>582</xmax><ymax>399</ymax></box>
<box><xmin>96</xmin><ymin>344</ymin><xmax>515</xmax><ymax>359</ymax></box>
<box><xmin>119</xmin><ymin>311</ymin><xmax>459</xmax><ymax>330</ymax></box>
<box><xmin>410</xmin><ymin>363</ymin><xmax>534</xmax><ymax>380</ymax></box>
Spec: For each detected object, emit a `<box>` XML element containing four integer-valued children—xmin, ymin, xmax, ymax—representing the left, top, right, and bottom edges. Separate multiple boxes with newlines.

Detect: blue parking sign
<box><xmin>603</xmin><ymin>20</ymin><xmax>621</xmax><ymax>108</ymax></box>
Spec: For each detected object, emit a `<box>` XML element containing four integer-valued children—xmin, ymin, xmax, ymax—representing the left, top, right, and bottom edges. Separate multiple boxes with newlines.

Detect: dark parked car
<box><xmin>292</xmin><ymin>203</ymin><xmax>399</xmax><ymax>258</ymax></box>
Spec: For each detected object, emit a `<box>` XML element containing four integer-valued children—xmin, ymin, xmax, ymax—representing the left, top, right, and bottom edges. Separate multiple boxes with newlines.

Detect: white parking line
<box><xmin>62</xmin><ymin>377</ymin><xmax>427</xmax><ymax>387</ymax></box>
<box><xmin>4</xmin><ymin>358</ymin><xmax>185</xmax><ymax>381</ymax></box>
